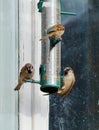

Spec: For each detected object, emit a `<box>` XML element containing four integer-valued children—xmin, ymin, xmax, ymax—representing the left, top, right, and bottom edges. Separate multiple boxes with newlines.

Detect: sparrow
<box><xmin>43</xmin><ymin>67</ymin><xmax>75</xmax><ymax>96</ymax></box>
<box><xmin>14</xmin><ymin>63</ymin><xmax>34</xmax><ymax>91</ymax></box>
<box><xmin>56</xmin><ymin>67</ymin><xmax>75</xmax><ymax>96</ymax></box>
<box><xmin>40</xmin><ymin>24</ymin><xmax>65</xmax><ymax>41</ymax></box>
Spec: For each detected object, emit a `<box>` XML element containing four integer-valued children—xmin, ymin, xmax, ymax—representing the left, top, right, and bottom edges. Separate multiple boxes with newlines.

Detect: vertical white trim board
<box><xmin>19</xmin><ymin>0</ymin><xmax>49</xmax><ymax>130</ymax></box>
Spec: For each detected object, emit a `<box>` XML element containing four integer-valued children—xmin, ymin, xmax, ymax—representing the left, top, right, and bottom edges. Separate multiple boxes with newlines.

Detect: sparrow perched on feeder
<box><xmin>43</xmin><ymin>67</ymin><xmax>75</xmax><ymax>96</ymax></box>
<box><xmin>56</xmin><ymin>67</ymin><xmax>75</xmax><ymax>96</ymax></box>
<box><xmin>40</xmin><ymin>24</ymin><xmax>65</xmax><ymax>41</ymax></box>
<box><xmin>14</xmin><ymin>63</ymin><xmax>34</xmax><ymax>91</ymax></box>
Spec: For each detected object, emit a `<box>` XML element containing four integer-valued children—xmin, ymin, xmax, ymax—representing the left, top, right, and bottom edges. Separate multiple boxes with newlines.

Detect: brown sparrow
<box><xmin>56</xmin><ymin>67</ymin><xmax>75</xmax><ymax>96</ymax></box>
<box><xmin>14</xmin><ymin>63</ymin><xmax>34</xmax><ymax>91</ymax></box>
<box><xmin>43</xmin><ymin>67</ymin><xmax>75</xmax><ymax>96</ymax></box>
<box><xmin>40</xmin><ymin>24</ymin><xmax>65</xmax><ymax>41</ymax></box>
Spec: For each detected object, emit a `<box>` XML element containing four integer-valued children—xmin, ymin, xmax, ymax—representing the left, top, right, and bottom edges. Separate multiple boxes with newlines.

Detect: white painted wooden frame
<box><xmin>18</xmin><ymin>0</ymin><xmax>49</xmax><ymax>130</ymax></box>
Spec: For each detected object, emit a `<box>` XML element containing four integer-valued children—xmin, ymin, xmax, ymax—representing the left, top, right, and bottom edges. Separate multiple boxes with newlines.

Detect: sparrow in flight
<box><xmin>14</xmin><ymin>63</ymin><xmax>34</xmax><ymax>91</ymax></box>
<box><xmin>40</xmin><ymin>24</ymin><xmax>65</xmax><ymax>42</ymax></box>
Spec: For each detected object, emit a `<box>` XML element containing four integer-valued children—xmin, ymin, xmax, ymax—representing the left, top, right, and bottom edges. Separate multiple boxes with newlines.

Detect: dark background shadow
<box><xmin>49</xmin><ymin>0</ymin><xmax>99</xmax><ymax>130</ymax></box>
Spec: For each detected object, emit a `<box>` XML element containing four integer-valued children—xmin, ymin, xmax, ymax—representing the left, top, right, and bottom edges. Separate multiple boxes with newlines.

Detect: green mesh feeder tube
<box><xmin>40</xmin><ymin>0</ymin><xmax>61</xmax><ymax>93</ymax></box>
<box><xmin>39</xmin><ymin>64</ymin><xmax>61</xmax><ymax>93</ymax></box>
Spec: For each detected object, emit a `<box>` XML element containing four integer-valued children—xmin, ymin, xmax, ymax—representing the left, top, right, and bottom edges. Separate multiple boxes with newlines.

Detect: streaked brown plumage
<box><xmin>14</xmin><ymin>63</ymin><xmax>34</xmax><ymax>91</ymax></box>
<box><xmin>40</xmin><ymin>24</ymin><xmax>65</xmax><ymax>41</ymax></box>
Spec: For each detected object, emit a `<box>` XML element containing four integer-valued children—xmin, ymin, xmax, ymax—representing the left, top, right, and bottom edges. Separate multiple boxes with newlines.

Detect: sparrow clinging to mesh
<box><xmin>43</xmin><ymin>67</ymin><xmax>75</xmax><ymax>96</ymax></box>
<box><xmin>56</xmin><ymin>67</ymin><xmax>75</xmax><ymax>96</ymax></box>
<box><xmin>14</xmin><ymin>63</ymin><xmax>34</xmax><ymax>91</ymax></box>
<box><xmin>40</xmin><ymin>24</ymin><xmax>65</xmax><ymax>42</ymax></box>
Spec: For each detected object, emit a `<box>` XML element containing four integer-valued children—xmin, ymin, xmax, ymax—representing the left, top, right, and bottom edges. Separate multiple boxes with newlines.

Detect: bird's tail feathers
<box><xmin>43</xmin><ymin>92</ymin><xmax>56</xmax><ymax>96</ymax></box>
<box><xmin>14</xmin><ymin>82</ymin><xmax>23</xmax><ymax>91</ymax></box>
<box><xmin>40</xmin><ymin>33</ymin><xmax>53</xmax><ymax>42</ymax></box>
<box><xmin>43</xmin><ymin>93</ymin><xmax>51</xmax><ymax>96</ymax></box>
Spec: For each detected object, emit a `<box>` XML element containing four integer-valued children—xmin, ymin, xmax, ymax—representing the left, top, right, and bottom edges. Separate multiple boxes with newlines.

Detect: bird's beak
<box><xmin>28</xmin><ymin>70</ymin><xmax>32</xmax><ymax>73</ymax></box>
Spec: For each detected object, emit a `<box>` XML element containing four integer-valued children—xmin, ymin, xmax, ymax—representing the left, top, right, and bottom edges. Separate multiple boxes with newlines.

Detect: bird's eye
<box><xmin>64</xmin><ymin>68</ymin><xmax>70</xmax><ymax>75</ymax></box>
<box><xmin>64</xmin><ymin>71</ymin><xmax>68</xmax><ymax>75</ymax></box>
<box><xmin>66</xmin><ymin>68</ymin><xmax>70</xmax><ymax>71</ymax></box>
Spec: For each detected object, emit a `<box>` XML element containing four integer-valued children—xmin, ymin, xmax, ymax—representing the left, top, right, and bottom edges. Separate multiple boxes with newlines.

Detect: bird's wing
<box><xmin>62</xmin><ymin>79</ymin><xmax>75</xmax><ymax>96</ymax></box>
<box><xmin>57</xmin><ymin>75</ymin><xmax>75</xmax><ymax>96</ymax></box>
<box><xmin>20</xmin><ymin>67</ymin><xmax>24</xmax><ymax>77</ymax></box>
<box><xmin>40</xmin><ymin>32</ymin><xmax>55</xmax><ymax>41</ymax></box>
<box><xmin>49</xmin><ymin>24</ymin><xmax>58</xmax><ymax>32</ymax></box>
<box><xmin>49</xmin><ymin>24</ymin><xmax>63</xmax><ymax>32</ymax></box>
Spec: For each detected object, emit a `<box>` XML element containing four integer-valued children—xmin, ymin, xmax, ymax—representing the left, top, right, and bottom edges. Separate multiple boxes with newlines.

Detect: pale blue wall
<box><xmin>0</xmin><ymin>0</ymin><xmax>18</xmax><ymax>129</ymax></box>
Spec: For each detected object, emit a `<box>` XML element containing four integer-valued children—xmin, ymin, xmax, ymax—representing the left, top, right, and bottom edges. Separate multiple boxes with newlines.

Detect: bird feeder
<box><xmin>39</xmin><ymin>0</ymin><xmax>62</xmax><ymax>93</ymax></box>
<box><xmin>25</xmin><ymin>0</ymin><xmax>76</xmax><ymax>94</ymax></box>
